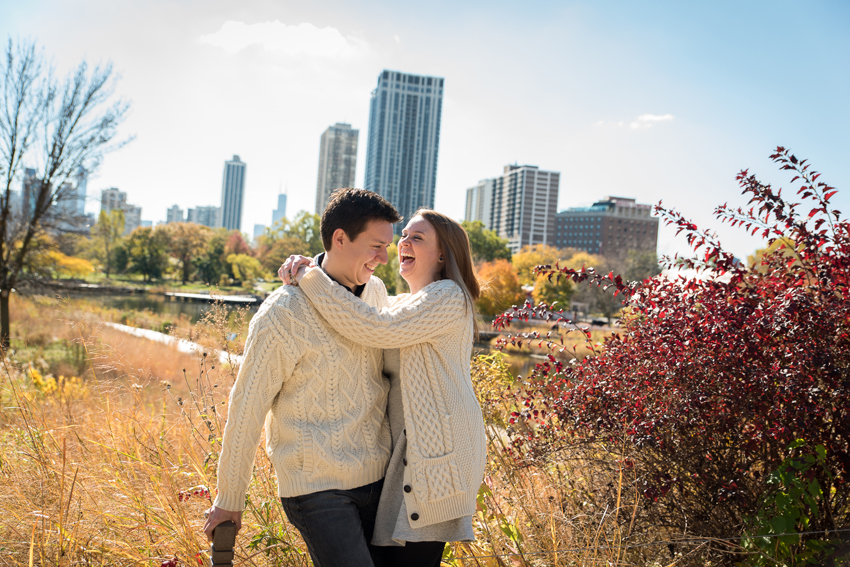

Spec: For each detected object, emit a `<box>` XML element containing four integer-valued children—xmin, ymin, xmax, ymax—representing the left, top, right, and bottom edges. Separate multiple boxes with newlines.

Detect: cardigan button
<box><xmin>410</xmin><ymin>513</ymin><xmax>419</xmax><ymax>521</ymax></box>
<box><xmin>402</xmin><ymin>458</ymin><xmax>408</xmax><ymax>466</ymax></box>
<box><xmin>404</xmin><ymin>485</ymin><xmax>412</xmax><ymax>493</ymax></box>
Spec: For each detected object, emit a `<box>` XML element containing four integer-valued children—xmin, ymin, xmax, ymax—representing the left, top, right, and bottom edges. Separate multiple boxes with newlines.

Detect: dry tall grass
<box><xmin>1</xmin><ymin>295</ymin><xmax>676</xmax><ymax>566</ymax></box>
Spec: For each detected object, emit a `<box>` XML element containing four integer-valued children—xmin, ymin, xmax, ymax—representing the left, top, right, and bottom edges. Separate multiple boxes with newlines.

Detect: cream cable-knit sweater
<box><xmin>299</xmin><ymin>269</ymin><xmax>487</xmax><ymax>527</ymax></box>
<box><xmin>213</xmin><ymin>278</ymin><xmax>393</xmax><ymax>512</ymax></box>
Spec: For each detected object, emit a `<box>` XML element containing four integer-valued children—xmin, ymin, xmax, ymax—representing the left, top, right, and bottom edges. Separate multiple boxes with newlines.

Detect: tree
<box><xmin>373</xmin><ymin>240</ymin><xmax>409</xmax><ymax>296</ymax></box>
<box><xmin>195</xmin><ymin>228</ymin><xmax>229</xmax><ymax>286</ymax></box>
<box><xmin>126</xmin><ymin>227</ymin><xmax>170</xmax><ymax>282</ymax></box>
<box><xmin>494</xmin><ymin>148</ymin><xmax>850</xmax><ymax>560</ymax></box>
<box><xmin>256</xmin><ymin>211</ymin><xmax>324</xmax><ymax>274</ymax></box>
<box><xmin>165</xmin><ymin>222</ymin><xmax>211</xmax><ymax>284</ymax></box>
<box><xmin>0</xmin><ymin>38</ymin><xmax>129</xmax><ymax>347</ymax></box>
<box><xmin>91</xmin><ymin>209</ymin><xmax>124</xmax><ymax>277</ymax></box>
<box><xmin>226</xmin><ymin>253</ymin><xmax>262</xmax><ymax>284</ymax></box>
<box><xmin>531</xmin><ymin>271</ymin><xmax>574</xmax><ymax>308</ymax></box>
<box><xmin>462</xmin><ymin>220</ymin><xmax>511</xmax><ymax>263</ymax></box>
<box><xmin>476</xmin><ymin>259</ymin><xmax>524</xmax><ymax>317</ymax></box>
<box><xmin>512</xmin><ymin>244</ymin><xmax>575</xmax><ymax>286</ymax></box>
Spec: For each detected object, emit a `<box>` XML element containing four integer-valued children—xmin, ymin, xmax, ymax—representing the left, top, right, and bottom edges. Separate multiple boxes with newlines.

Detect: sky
<box><xmin>2</xmin><ymin>0</ymin><xmax>848</xmax><ymax>260</ymax></box>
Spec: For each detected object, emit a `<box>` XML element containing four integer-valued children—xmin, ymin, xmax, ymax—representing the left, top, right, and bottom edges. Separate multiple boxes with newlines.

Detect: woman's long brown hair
<box><xmin>413</xmin><ymin>208</ymin><xmax>481</xmax><ymax>338</ymax></box>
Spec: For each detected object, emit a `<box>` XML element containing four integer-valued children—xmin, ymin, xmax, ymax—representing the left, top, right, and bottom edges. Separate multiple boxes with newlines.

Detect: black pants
<box><xmin>372</xmin><ymin>540</ymin><xmax>446</xmax><ymax>567</ymax></box>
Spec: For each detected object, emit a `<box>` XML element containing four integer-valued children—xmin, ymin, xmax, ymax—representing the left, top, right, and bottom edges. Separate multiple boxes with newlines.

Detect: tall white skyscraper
<box><xmin>364</xmin><ymin>70</ymin><xmax>444</xmax><ymax>229</ymax></box>
<box><xmin>220</xmin><ymin>155</ymin><xmax>246</xmax><ymax>231</ymax></box>
<box><xmin>101</xmin><ymin>188</ymin><xmax>127</xmax><ymax>213</ymax></box>
<box><xmin>272</xmin><ymin>192</ymin><xmax>287</xmax><ymax>228</ymax></box>
<box><xmin>464</xmin><ymin>179</ymin><xmax>494</xmax><ymax>229</ymax></box>
<box><xmin>315</xmin><ymin>123</ymin><xmax>358</xmax><ymax>214</ymax></box>
<box><xmin>468</xmin><ymin>165</ymin><xmax>560</xmax><ymax>254</ymax></box>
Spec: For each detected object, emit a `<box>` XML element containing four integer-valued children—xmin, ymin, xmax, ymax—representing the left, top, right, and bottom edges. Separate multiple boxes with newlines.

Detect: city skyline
<box><xmin>3</xmin><ymin>1</ymin><xmax>847</xmax><ymax>260</ymax></box>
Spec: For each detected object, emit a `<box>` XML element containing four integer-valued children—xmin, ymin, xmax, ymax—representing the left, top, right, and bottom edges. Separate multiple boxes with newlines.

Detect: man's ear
<box><xmin>331</xmin><ymin>228</ymin><xmax>348</xmax><ymax>251</ymax></box>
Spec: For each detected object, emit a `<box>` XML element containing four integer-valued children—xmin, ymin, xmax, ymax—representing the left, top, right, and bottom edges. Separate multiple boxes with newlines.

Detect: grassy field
<box><xmin>0</xmin><ymin>295</ymin><xmax>677</xmax><ymax>566</ymax></box>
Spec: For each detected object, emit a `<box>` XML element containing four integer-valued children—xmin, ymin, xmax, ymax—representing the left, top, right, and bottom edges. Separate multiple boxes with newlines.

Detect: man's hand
<box><xmin>279</xmin><ymin>255</ymin><xmax>315</xmax><ymax>285</ymax></box>
<box><xmin>203</xmin><ymin>506</ymin><xmax>242</xmax><ymax>543</ymax></box>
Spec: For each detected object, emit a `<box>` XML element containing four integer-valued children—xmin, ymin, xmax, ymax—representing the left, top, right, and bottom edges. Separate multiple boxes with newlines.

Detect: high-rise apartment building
<box><xmin>124</xmin><ymin>205</ymin><xmax>142</xmax><ymax>235</ymax></box>
<box><xmin>220</xmin><ymin>155</ymin><xmax>246</xmax><ymax>231</ymax></box>
<box><xmin>100</xmin><ymin>188</ymin><xmax>127</xmax><ymax>213</ymax></box>
<box><xmin>187</xmin><ymin>206</ymin><xmax>221</xmax><ymax>229</ymax></box>
<box><xmin>100</xmin><ymin>188</ymin><xmax>143</xmax><ymax>235</ymax></box>
<box><xmin>315</xmin><ymin>124</ymin><xmax>358</xmax><ymax>214</ymax></box>
<box><xmin>467</xmin><ymin>165</ymin><xmax>560</xmax><ymax>254</ymax></box>
<box><xmin>554</xmin><ymin>197</ymin><xmax>659</xmax><ymax>256</ymax></box>
<box><xmin>21</xmin><ymin>168</ymin><xmax>40</xmax><ymax>220</ymax></box>
<box><xmin>272</xmin><ymin>192</ymin><xmax>287</xmax><ymax>228</ymax></box>
<box><xmin>464</xmin><ymin>179</ymin><xmax>495</xmax><ymax>229</ymax></box>
<box><xmin>364</xmin><ymin>70</ymin><xmax>444</xmax><ymax>229</ymax></box>
<box><xmin>166</xmin><ymin>205</ymin><xmax>184</xmax><ymax>223</ymax></box>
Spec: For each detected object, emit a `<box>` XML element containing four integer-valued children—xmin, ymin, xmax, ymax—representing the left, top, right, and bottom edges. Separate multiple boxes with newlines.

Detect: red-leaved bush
<box><xmin>493</xmin><ymin>148</ymin><xmax>849</xmax><ymax>554</ymax></box>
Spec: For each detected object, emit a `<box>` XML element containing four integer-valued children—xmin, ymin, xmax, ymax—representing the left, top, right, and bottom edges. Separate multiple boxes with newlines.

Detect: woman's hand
<box><xmin>278</xmin><ymin>255</ymin><xmax>316</xmax><ymax>285</ymax></box>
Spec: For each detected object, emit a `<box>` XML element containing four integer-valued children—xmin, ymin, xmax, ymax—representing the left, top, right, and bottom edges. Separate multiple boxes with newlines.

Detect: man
<box><xmin>204</xmin><ymin>188</ymin><xmax>401</xmax><ymax>567</ymax></box>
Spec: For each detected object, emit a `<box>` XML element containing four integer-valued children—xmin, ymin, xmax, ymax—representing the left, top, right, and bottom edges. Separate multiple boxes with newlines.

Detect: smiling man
<box><xmin>204</xmin><ymin>188</ymin><xmax>400</xmax><ymax>567</ymax></box>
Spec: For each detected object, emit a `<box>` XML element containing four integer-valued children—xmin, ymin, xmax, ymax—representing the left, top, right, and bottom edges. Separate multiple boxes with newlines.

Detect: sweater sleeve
<box><xmin>213</xmin><ymin>309</ymin><xmax>298</xmax><ymax>511</ymax></box>
<box><xmin>299</xmin><ymin>268</ymin><xmax>467</xmax><ymax>349</ymax></box>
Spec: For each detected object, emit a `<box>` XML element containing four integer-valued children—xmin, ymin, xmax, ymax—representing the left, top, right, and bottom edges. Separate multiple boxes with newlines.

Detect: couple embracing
<box><xmin>203</xmin><ymin>188</ymin><xmax>487</xmax><ymax>566</ymax></box>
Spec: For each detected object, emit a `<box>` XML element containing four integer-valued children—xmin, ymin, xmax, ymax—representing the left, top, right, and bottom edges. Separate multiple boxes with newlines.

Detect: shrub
<box><xmin>493</xmin><ymin>148</ymin><xmax>850</xmax><ymax>564</ymax></box>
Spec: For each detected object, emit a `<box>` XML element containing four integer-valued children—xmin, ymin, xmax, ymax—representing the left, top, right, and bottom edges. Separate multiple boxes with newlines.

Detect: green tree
<box><xmin>257</xmin><ymin>211</ymin><xmax>324</xmax><ymax>274</ymax></box>
<box><xmin>195</xmin><ymin>228</ymin><xmax>229</xmax><ymax>285</ymax></box>
<box><xmin>462</xmin><ymin>220</ymin><xmax>511</xmax><ymax>263</ymax></box>
<box><xmin>373</xmin><ymin>240</ymin><xmax>409</xmax><ymax>296</ymax></box>
<box><xmin>532</xmin><ymin>271</ymin><xmax>574</xmax><ymax>308</ymax></box>
<box><xmin>226</xmin><ymin>253</ymin><xmax>262</xmax><ymax>284</ymax></box>
<box><xmin>126</xmin><ymin>226</ymin><xmax>170</xmax><ymax>282</ymax></box>
<box><xmin>621</xmin><ymin>250</ymin><xmax>662</xmax><ymax>281</ymax></box>
<box><xmin>91</xmin><ymin>209</ymin><xmax>125</xmax><ymax>277</ymax></box>
<box><xmin>165</xmin><ymin>222</ymin><xmax>212</xmax><ymax>284</ymax></box>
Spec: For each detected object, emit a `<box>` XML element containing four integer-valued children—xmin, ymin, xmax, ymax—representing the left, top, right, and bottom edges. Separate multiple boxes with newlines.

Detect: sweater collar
<box><xmin>315</xmin><ymin>252</ymin><xmax>366</xmax><ymax>298</ymax></box>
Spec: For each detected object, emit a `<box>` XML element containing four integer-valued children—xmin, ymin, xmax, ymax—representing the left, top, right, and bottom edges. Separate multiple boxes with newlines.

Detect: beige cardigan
<box><xmin>214</xmin><ymin>278</ymin><xmax>392</xmax><ymax>512</ymax></box>
<box><xmin>300</xmin><ymin>269</ymin><xmax>487</xmax><ymax>527</ymax></box>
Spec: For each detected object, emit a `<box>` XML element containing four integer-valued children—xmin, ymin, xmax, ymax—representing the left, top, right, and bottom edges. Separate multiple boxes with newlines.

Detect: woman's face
<box><xmin>398</xmin><ymin>216</ymin><xmax>443</xmax><ymax>291</ymax></box>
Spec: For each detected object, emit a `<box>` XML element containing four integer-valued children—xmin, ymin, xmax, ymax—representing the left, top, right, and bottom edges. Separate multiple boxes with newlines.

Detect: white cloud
<box><xmin>199</xmin><ymin>20</ymin><xmax>366</xmax><ymax>58</ymax></box>
<box><xmin>596</xmin><ymin>113</ymin><xmax>674</xmax><ymax>129</ymax></box>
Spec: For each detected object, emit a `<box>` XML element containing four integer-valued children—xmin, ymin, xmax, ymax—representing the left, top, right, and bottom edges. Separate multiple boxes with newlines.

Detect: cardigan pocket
<box><xmin>417</xmin><ymin>453</ymin><xmax>467</xmax><ymax>502</ymax></box>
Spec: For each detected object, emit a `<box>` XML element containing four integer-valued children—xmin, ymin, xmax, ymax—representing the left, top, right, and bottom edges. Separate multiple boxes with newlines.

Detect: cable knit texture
<box><xmin>299</xmin><ymin>268</ymin><xmax>488</xmax><ymax>527</ymax></box>
<box><xmin>213</xmin><ymin>277</ymin><xmax>392</xmax><ymax>512</ymax></box>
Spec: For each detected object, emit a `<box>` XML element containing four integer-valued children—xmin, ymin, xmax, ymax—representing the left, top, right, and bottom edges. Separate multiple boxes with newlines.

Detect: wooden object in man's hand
<box><xmin>210</xmin><ymin>521</ymin><xmax>237</xmax><ymax>567</ymax></box>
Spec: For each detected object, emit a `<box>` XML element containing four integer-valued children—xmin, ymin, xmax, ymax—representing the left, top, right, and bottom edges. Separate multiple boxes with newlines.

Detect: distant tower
<box><xmin>73</xmin><ymin>166</ymin><xmax>87</xmax><ymax>216</ymax></box>
<box><xmin>315</xmin><ymin>123</ymin><xmax>358</xmax><ymax>214</ymax></box>
<box><xmin>166</xmin><ymin>205</ymin><xmax>184</xmax><ymax>223</ymax></box>
<box><xmin>100</xmin><ymin>188</ymin><xmax>127</xmax><ymax>213</ymax></box>
<box><xmin>272</xmin><ymin>190</ymin><xmax>287</xmax><ymax>228</ymax></box>
<box><xmin>220</xmin><ymin>155</ymin><xmax>246</xmax><ymax>231</ymax></box>
<box><xmin>364</xmin><ymin>70</ymin><xmax>444</xmax><ymax>230</ymax></box>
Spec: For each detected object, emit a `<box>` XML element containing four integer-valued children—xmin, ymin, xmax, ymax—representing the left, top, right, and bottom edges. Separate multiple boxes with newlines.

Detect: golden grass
<box><xmin>0</xmin><ymin>295</ymin><xmax>674</xmax><ymax>566</ymax></box>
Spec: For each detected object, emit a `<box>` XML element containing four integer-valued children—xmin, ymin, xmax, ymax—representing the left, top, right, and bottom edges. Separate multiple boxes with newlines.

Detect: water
<box><xmin>65</xmin><ymin>292</ymin><xmax>259</xmax><ymax>324</ymax></box>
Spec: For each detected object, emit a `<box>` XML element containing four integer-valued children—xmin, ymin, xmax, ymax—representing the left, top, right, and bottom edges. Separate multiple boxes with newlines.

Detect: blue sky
<box><xmin>2</xmin><ymin>0</ymin><xmax>848</xmax><ymax>260</ymax></box>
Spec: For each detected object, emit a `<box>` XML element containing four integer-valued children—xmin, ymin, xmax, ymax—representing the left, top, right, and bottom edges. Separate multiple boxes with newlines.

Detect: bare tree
<box><xmin>0</xmin><ymin>37</ymin><xmax>130</xmax><ymax>348</ymax></box>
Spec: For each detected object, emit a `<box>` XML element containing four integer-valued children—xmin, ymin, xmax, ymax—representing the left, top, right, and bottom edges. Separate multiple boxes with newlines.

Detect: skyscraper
<box><xmin>187</xmin><ymin>206</ymin><xmax>221</xmax><ymax>228</ymax></box>
<box><xmin>477</xmin><ymin>165</ymin><xmax>560</xmax><ymax>254</ymax></box>
<box><xmin>272</xmin><ymin>192</ymin><xmax>287</xmax><ymax>228</ymax></box>
<box><xmin>315</xmin><ymin>123</ymin><xmax>358</xmax><ymax>214</ymax></box>
<box><xmin>166</xmin><ymin>205</ymin><xmax>184</xmax><ymax>223</ymax></box>
<box><xmin>364</xmin><ymin>70</ymin><xmax>444</xmax><ymax>229</ymax></box>
<box><xmin>220</xmin><ymin>155</ymin><xmax>246</xmax><ymax>231</ymax></box>
<box><xmin>464</xmin><ymin>179</ymin><xmax>494</xmax><ymax>229</ymax></box>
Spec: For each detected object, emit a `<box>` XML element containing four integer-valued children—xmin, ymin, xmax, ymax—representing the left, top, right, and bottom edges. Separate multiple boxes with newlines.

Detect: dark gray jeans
<box><xmin>281</xmin><ymin>479</ymin><xmax>384</xmax><ymax>567</ymax></box>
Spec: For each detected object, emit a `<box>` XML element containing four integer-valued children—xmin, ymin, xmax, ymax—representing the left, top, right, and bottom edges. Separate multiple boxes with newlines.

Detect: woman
<box><xmin>282</xmin><ymin>209</ymin><xmax>487</xmax><ymax>566</ymax></box>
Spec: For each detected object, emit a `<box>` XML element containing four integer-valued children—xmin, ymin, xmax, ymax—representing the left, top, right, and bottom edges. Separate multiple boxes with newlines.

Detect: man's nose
<box><xmin>378</xmin><ymin>248</ymin><xmax>389</xmax><ymax>264</ymax></box>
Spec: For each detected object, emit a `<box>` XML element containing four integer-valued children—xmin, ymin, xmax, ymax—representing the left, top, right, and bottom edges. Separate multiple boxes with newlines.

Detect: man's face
<box><xmin>331</xmin><ymin>220</ymin><xmax>394</xmax><ymax>288</ymax></box>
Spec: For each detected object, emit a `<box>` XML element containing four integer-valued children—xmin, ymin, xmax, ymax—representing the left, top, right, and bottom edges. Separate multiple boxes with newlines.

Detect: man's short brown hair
<box><xmin>320</xmin><ymin>188</ymin><xmax>401</xmax><ymax>250</ymax></box>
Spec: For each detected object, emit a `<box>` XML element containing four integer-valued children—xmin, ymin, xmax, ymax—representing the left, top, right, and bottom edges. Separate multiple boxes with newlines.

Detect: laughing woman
<box><xmin>282</xmin><ymin>209</ymin><xmax>487</xmax><ymax>567</ymax></box>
